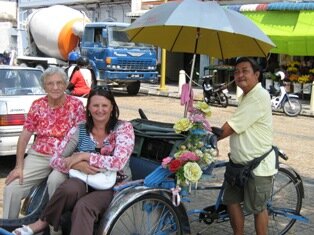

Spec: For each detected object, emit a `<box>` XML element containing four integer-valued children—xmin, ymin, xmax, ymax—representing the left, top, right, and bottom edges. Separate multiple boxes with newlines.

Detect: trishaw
<box><xmin>1</xmin><ymin>0</ymin><xmax>307</xmax><ymax>233</ymax></box>
<box><xmin>0</xmin><ymin>111</ymin><xmax>308</xmax><ymax>235</ymax></box>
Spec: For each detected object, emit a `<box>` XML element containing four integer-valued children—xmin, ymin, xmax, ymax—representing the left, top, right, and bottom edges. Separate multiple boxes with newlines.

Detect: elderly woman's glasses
<box><xmin>45</xmin><ymin>81</ymin><xmax>65</xmax><ymax>88</ymax></box>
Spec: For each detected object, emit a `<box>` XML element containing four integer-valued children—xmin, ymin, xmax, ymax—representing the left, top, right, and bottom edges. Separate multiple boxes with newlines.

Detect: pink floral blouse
<box><xmin>50</xmin><ymin>121</ymin><xmax>135</xmax><ymax>173</ymax></box>
<box><xmin>24</xmin><ymin>95</ymin><xmax>85</xmax><ymax>155</ymax></box>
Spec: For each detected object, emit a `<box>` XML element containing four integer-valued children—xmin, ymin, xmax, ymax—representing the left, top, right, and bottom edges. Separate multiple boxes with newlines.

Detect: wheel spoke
<box><xmin>108</xmin><ymin>195</ymin><xmax>182</xmax><ymax>235</ymax></box>
<box><xmin>267</xmin><ymin>167</ymin><xmax>302</xmax><ymax>234</ymax></box>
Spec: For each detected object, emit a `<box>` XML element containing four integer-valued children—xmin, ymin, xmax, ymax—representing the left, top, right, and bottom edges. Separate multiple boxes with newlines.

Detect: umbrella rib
<box><xmin>216</xmin><ymin>32</ymin><xmax>224</xmax><ymax>60</ymax></box>
<box><xmin>170</xmin><ymin>26</ymin><xmax>184</xmax><ymax>52</ymax></box>
<box><xmin>194</xmin><ymin>28</ymin><xmax>200</xmax><ymax>54</ymax></box>
<box><xmin>254</xmin><ymin>39</ymin><xmax>267</xmax><ymax>58</ymax></box>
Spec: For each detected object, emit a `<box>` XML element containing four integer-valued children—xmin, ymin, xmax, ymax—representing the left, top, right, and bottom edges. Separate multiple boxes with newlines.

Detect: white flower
<box><xmin>173</xmin><ymin>118</ymin><xmax>193</xmax><ymax>133</ymax></box>
<box><xmin>183</xmin><ymin>162</ymin><xmax>202</xmax><ymax>183</ymax></box>
<box><xmin>202</xmin><ymin>152</ymin><xmax>214</xmax><ymax>165</ymax></box>
<box><xmin>194</xmin><ymin>149</ymin><xmax>203</xmax><ymax>158</ymax></box>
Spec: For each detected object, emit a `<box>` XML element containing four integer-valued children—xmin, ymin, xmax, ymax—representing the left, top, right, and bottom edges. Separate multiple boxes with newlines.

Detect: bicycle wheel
<box><xmin>107</xmin><ymin>194</ymin><xmax>184</xmax><ymax>235</ymax></box>
<box><xmin>268</xmin><ymin>167</ymin><xmax>302</xmax><ymax>235</ymax></box>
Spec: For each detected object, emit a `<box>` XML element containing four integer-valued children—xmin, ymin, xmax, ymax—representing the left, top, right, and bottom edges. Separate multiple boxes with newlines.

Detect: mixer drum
<box><xmin>28</xmin><ymin>5</ymin><xmax>89</xmax><ymax>60</ymax></box>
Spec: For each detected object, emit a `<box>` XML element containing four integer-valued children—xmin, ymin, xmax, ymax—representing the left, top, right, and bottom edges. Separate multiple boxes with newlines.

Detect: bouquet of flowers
<box><xmin>161</xmin><ymin>101</ymin><xmax>217</xmax><ymax>188</ymax></box>
<box><xmin>287</xmin><ymin>61</ymin><xmax>300</xmax><ymax>73</ymax></box>
<box><xmin>289</xmin><ymin>74</ymin><xmax>299</xmax><ymax>83</ymax></box>
<box><xmin>298</xmin><ymin>75</ymin><xmax>311</xmax><ymax>84</ymax></box>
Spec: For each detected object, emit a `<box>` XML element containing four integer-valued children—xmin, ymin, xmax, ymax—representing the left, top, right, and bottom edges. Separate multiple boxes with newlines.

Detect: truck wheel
<box><xmin>126</xmin><ymin>81</ymin><xmax>141</xmax><ymax>95</ymax></box>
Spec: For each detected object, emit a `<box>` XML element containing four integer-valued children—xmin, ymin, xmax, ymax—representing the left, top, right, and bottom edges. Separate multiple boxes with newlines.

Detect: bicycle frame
<box><xmin>186</xmin><ymin>160</ymin><xmax>309</xmax><ymax>232</ymax></box>
<box><xmin>0</xmin><ymin>160</ymin><xmax>309</xmax><ymax>235</ymax></box>
<box><xmin>96</xmin><ymin>154</ymin><xmax>309</xmax><ymax>235</ymax></box>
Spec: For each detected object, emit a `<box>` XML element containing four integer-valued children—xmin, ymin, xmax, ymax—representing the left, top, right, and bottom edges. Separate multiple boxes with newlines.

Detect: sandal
<box><xmin>12</xmin><ymin>225</ymin><xmax>34</xmax><ymax>235</ymax></box>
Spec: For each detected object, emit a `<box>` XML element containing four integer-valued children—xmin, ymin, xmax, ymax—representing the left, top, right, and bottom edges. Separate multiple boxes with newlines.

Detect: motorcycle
<box><xmin>202</xmin><ymin>74</ymin><xmax>229</xmax><ymax>107</ymax></box>
<box><xmin>269</xmin><ymin>71</ymin><xmax>302</xmax><ymax>117</ymax></box>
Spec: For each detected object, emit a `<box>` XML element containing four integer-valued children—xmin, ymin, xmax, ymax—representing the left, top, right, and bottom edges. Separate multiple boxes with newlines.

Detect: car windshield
<box><xmin>0</xmin><ymin>69</ymin><xmax>45</xmax><ymax>96</ymax></box>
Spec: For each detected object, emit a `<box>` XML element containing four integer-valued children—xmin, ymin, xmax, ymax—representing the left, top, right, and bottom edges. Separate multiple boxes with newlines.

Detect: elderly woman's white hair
<box><xmin>40</xmin><ymin>67</ymin><xmax>68</xmax><ymax>88</ymax></box>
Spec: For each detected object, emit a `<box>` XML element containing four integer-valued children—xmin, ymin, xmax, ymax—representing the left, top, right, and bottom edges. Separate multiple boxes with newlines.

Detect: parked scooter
<box><xmin>269</xmin><ymin>71</ymin><xmax>302</xmax><ymax>117</ymax></box>
<box><xmin>202</xmin><ymin>74</ymin><xmax>229</xmax><ymax>108</ymax></box>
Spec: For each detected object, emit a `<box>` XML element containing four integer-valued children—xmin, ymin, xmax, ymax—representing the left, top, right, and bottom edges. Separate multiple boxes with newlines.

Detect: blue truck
<box><xmin>80</xmin><ymin>22</ymin><xmax>158</xmax><ymax>95</ymax></box>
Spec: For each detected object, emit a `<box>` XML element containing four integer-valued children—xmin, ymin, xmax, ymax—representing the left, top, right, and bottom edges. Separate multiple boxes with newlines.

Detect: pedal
<box><xmin>199</xmin><ymin>204</ymin><xmax>228</xmax><ymax>224</ymax></box>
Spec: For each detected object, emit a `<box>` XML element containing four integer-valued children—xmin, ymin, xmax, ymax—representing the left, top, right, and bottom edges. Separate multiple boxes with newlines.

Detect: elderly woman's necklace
<box><xmin>48</xmin><ymin>95</ymin><xmax>66</xmax><ymax>108</ymax></box>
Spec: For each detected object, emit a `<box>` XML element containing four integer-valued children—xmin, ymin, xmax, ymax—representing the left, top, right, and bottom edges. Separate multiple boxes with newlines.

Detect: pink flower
<box><xmin>202</xmin><ymin>119</ymin><xmax>212</xmax><ymax>132</ymax></box>
<box><xmin>179</xmin><ymin>151</ymin><xmax>200</xmax><ymax>162</ymax></box>
<box><xmin>190</xmin><ymin>113</ymin><xmax>205</xmax><ymax>123</ymax></box>
<box><xmin>162</xmin><ymin>156</ymin><xmax>173</xmax><ymax>168</ymax></box>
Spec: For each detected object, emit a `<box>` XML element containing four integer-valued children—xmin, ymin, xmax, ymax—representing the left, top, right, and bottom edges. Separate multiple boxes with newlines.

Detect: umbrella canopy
<box><xmin>126</xmin><ymin>0</ymin><xmax>275</xmax><ymax>59</ymax></box>
<box><xmin>126</xmin><ymin>0</ymin><xmax>275</xmax><ymax>116</ymax></box>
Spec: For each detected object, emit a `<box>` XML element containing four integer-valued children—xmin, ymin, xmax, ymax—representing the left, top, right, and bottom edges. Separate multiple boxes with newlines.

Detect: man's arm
<box><xmin>218</xmin><ymin>122</ymin><xmax>235</xmax><ymax>140</ymax></box>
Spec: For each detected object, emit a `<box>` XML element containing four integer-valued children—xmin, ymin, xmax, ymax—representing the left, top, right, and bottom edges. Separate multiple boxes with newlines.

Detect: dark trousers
<box><xmin>40</xmin><ymin>178</ymin><xmax>114</xmax><ymax>235</ymax></box>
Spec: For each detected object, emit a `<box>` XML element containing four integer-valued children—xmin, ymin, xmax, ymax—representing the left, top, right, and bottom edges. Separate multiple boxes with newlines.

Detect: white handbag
<box><xmin>69</xmin><ymin>169</ymin><xmax>117</xmax><ymax>190</ymax></box>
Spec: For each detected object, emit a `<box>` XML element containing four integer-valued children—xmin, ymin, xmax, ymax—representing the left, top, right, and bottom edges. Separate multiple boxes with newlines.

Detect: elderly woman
<box><xmin>3</xmin><ymin>67</ymin><xmax>85</xmax><ymax>219</ymax></box>
<box><xmin>13</xmin><ymin>87</ymin><xmax>134</xmax><ymax>235</ymax></box>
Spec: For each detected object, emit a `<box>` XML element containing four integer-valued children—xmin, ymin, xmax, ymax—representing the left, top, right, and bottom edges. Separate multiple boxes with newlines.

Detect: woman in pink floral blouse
<box><xmin>3</xmin><ymin>67</ymin><xmax>85</xmax><ymax>219</ymax></box>
<box><xmin>13</xmin><ymin>86</ymin><xmax>135</xmax><ymax>235</ymax></box>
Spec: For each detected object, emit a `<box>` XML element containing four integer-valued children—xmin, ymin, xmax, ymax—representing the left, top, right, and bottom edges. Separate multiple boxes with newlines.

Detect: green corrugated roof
<box><xmin>244</xmin><ymin>11</ymin><xmax>314</xmax><ymax>55</ymax></box>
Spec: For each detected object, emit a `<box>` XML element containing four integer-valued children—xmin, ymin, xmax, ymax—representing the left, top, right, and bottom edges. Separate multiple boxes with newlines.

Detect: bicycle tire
<box><xmin>107</xmin><ymin>194</ymin><xmax>184</xmax><ymax>235</ymax></box>
<box><xmin>0</xmin><ymin>180</ymin><xmax>48</xmax><ymax>232</ymax></box>
<box><xmin>267</xmin><ymin>167</ymin><xmax>302</xmax><ymax>234</ymax></box>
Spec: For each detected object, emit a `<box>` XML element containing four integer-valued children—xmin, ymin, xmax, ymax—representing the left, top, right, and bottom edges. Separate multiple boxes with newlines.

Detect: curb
<box><xmin>139</xmin><ymin>86</ymin><xmax>314</xmax><ymax>118</ymax></box>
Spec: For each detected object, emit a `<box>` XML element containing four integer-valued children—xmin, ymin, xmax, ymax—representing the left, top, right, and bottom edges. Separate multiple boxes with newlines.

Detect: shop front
<box><xmin>226</xmin><ymin>2</ymin><xmax>314</xmax><ymax>101</ymax></box>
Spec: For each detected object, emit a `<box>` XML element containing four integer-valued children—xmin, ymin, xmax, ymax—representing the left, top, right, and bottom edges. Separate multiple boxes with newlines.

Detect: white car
<box><xmin>0</xmin><ymin>66</ymin><xmax>45</xmax><ymax>156</ymax></box>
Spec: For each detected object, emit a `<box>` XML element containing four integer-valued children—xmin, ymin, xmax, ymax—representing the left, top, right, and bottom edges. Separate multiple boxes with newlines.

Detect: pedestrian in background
<box><xmin>67</xmin><ymin>56</ymin><xmax>96</xmax><ymax>97</ymax></box>
<box><xmin>65</xmin><ymin>51</ymin><xmax>80</xmax><ymax>79</ymax></box>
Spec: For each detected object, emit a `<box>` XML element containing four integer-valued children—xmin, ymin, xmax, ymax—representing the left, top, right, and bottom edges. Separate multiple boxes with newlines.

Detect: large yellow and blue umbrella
<box><xmin>126</xmin><ymin>0</ymin><xmax>275</xmax><ymax>60</ymax></box>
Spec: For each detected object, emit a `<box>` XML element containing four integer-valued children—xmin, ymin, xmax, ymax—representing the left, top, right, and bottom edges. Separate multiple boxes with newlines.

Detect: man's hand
<box><xmin>5</xmin><ymin>167</ymin><xmax>23</xmax><ymax>185</ymax></box>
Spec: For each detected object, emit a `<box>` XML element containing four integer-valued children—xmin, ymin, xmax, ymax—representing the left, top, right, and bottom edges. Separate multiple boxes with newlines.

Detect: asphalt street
<box><xmin>0</xmin><ymin>85</ymin><xmax>313</xmax><ymax>234</ymax></box>
<box><xmin>121</xmin><ymin>85</ymin><xmax>314</xmax><ymax>235</ymax></box>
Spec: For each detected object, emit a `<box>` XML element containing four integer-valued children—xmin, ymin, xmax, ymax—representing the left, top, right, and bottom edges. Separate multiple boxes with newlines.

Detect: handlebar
<box><xmin>202</xmin><ymin>74</ymin><xmax>214</xmax><ymax>79</ymax></box>
<box><xmin>276</xmin><ymin>146</ymin><xmax>288</xmax><ymax>161</ymax></box>
<box><xmin>211</xmin><ymin>127</ymin><xmax>223</xmax><ymax>138</ymax></box>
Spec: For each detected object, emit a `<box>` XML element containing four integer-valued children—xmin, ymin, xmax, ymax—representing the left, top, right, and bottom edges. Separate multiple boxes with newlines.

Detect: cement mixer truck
<box><xmin>16</xmin><ymin>5</ymin><xmax>87</xmax><ymax>70</ymax></box>
<box><xmin>16</xmin><ymin>5</ymin><xmax>158</xmax><ymax>95</ymax></box>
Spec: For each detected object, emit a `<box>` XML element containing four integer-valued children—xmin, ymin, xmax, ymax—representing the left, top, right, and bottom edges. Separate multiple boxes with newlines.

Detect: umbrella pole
<box><xmin>184</xmin><ymin>53</ymin><xmax>196</xmax><ymax>117</ymax></box>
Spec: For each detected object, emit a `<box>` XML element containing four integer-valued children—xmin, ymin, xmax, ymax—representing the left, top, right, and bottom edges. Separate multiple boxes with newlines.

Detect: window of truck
<box><xmin>108</xmin><ymin>26</ymin><xmax>154</xmax><ymax>48</ymax></box>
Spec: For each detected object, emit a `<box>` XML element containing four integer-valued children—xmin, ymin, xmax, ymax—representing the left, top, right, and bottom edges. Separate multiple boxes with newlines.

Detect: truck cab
<box><xmin>80</xmin><ymin>22</ymin><xmax>158</xmax><ymax>95</ymax></box>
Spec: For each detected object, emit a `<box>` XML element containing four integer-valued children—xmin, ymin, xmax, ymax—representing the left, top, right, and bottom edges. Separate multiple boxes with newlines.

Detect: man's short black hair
<box><xmin>235</xmin><ymin>57</ymin><xmax>261</xmax><ymax>73</ymax></box>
